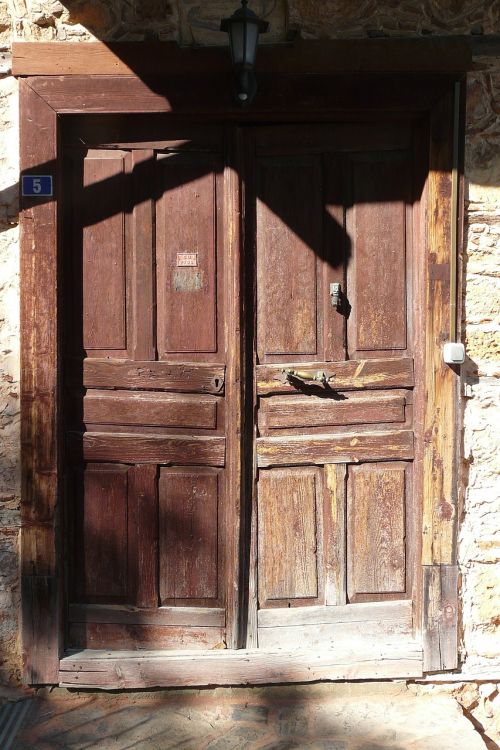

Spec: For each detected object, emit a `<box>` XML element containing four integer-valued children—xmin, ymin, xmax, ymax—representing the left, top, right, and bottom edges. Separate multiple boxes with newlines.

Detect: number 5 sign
<box><xmin>22</xmin><ymin>175</ymin><xmax>53</xmax><ymax>197</ymax></box>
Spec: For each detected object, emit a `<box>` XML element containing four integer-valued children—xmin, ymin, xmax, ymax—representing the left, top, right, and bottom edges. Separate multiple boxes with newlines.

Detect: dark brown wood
<box><xmin>18</xmin><ymin>68</ymin><xmax>461</xmax><ymax>685</ymax></box>
<box><xmin>257</xmin><ymin>430</ymin><xmax>413</xmax><ymax>467</ymax></box>
<box><xmin>323</xmin><ymin>153</ymin><xmax>346</xmax><ymax>363</ymax></box>
<box><xmin>257</xmin><ymin>357</ymin><xmax>414</xmax><ymax>395</ymax></box>
<box><xmin>83</xmin><ymin>359</ymin><xmax>225</xmax><ymax>394</ymax></box>
<box><xmin>159</xmin><ymin>468</ymin><xmax>221</xmax><ymax>604</ymax></box>
<box><xmin>422</xmin><ymin>564</ymin><xmax>458</xmax><ymax>671</ymax></box>
<box><xmin>84</xmin><ymin>391</ymin><xmax>218</xmax><ymax>429</ymax></box>
<box><xmin>68</xmin><ymin>623</ymin><xmax>225</xmax><ymax>651</ymax></box>
<box><xmin>128</xmin><ymin>465</ymin><xmax>158</xmax><ymax>608</ymax></box>
<box><xmin>82</xmin><ymin>151</ymin><xmax>127</xmax><ymax>353</ymax></box>
<box><xmin>261</xmin><ymin>394</ymin><xmax>406</xmax><ymax>431</ymax></box>
<box><xmin>22</xmin><ymin>575</ymin><xmax>59</xmax><ymax>684</ymax></box>
<box><xmin>130</xmin><ymin>150</ymin><xmax>155</xmax><ymax>360</ymax></box>
<box><xmin>69</xmin><ymin>604</ymin><xmax>225</xmax><ymax>627</ymax></box>
<box><xmin>23</xmin><ymin>74</ymin><xmax>460</xmax><ymax>118</ymax></box>
<box><xmin>79</xmin><ymin>432</ymin><xmax>226</xmax><ymax>466</ymax></box>
<box><xmin>12</xmin><ymin>39</ymin><xmax>472</xmax><ymax>77</ymax></box>
<box><xmin>61</xmin><ymin>123</ymin><xmax>234</xmax><ymax>661</ymax></box>
<box><xmin>20</xmin><ymin>79</ymin><xmax>61</xmax><ymax>684</ymax></box>
<box><xmin>156</xmin><ymin>153</ymin><xmax>222</xmax><ymax>359</ymax></box>
<box><xmin>255</xmin><ymin>123</ymin><xmax>412</xmax><ymax>155</ymax></box>
<box><xmin>223</xmin><ymin>131</ymin><xmax>244</xmax><ymax>650</ymax></box>
<box><xmin>79</xmin><ymin>464</ymin><xmax>129</xmax><ymax>600</ymax></box>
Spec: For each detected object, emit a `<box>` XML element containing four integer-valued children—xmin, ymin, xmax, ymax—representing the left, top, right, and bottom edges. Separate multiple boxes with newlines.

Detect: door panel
<box><xmin>347</xmin><ymin>152</ymin><xmax>411</xmax><ymax>357</ymax></box>
<box><xmin>256</xmin><ymin>156</ymin><xmax>321</xmax><ymax>360</ymax></box>
<box><xmin>347</xmin><ymin>462</ymin><xmax>409</xmax><ymax>600</ymax></box>
<box><xmin>159</xmin><ymin>468</ymin><xmax>222</xmax><ymax>605</ymax></box>
<box><xmin>258</xmin><ymin>467</ymin><xmax>322</xmax><ymax>606</ymax></box>
<box><xmin>78</xmin><ymin>463</ymin><xmax>129</xmax><ymax>601</ymax></box>
<box><xmin>259</xmin><ymin>390</ymin><xmax>409</xmax><ymax>433</ymax></box>
<box><xmin>82</xmin><ymin>151</ymin><xmax>128</xmax><ymax>355</ymax></box>
<box><xmin>64</xmin><ymin>127</ymin><xmax>229</xmax><ymax>651</ymax></box>
<box><xmin>253</xmin><ymin>124</ymin><xmax>419</xmax><ymax>650</ymax></box>
<box><xmin>156</xmin><ymin>153</ymin><xmax>223</xmax><ymax>357</ymax></box>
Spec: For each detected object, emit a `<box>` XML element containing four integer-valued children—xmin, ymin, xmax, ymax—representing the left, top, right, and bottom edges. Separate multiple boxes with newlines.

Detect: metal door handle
<box><xmin>282</xmin><ymin>369</ymin><xmax>335</xmax><ymax>386</ymax></box>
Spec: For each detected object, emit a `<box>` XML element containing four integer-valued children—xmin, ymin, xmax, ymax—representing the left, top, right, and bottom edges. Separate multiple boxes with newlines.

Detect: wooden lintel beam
<box><xmin>12</xmin><ymin>38</ymin><xmax>472</xmax><ymax>78</ymax></box>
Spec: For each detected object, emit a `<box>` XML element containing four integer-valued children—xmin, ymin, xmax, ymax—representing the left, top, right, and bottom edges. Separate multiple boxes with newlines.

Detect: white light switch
<box><xmin>443</xmin><ymin>342</ymin><xmax>466</xmax><ymax>365</ymax></box>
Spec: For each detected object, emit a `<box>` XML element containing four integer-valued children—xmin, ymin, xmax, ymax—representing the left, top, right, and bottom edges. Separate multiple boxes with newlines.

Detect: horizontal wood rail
<box><xmin>83</xmin><ymin>390</ymin><xmax>219</xmax><ymax>429</ymax></box>
<box><xmin>12</xmin><ymin>39</ymin><xmax>472</xmax><ymax>77</ymax></box>
<box><xmin>256</xmin><ymin>429</ymin><xmax>413</xmax><ymax>467</ymax></box>
<box><xmin>257</xmin><ymin>358</ymin><xmax>414</xmax><ymax>395</ymax></box>
<box><xmin>83</xmin><ymin>359</ymin><xmax>225</xmax><ymax>394</ymax></box>
<box><xmin>69</xmin><ymin>432</ymin><xmax>226</xmax><ymax>466</ymax></box>
<box><xmin>258</xmin><ymin>599</ymin><xmax>411</xmax><ymax>628</ymax></box>
<box><xmin>69</xmin><ymin>605</ymin><xmax>225</xmax><ymax>627</ymax></box>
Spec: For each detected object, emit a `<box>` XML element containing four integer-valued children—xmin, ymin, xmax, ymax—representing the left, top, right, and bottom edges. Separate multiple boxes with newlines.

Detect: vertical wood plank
<box><xmin>423</xmin><ymin>564</ymin><xmax>458</xmax><ymax>671</ymax></box>
<box><xmin>347</xmin><ymin>152</ymin><xmax>409</xmax><ymax>356</ymax></box>
<box><xmin>324</xmin><ymin>464</ymin><xmax>346</xmax><ymax>606</ymax></box>
<box><xmin>20</xmin><ymin>79</ymin><xmax>60</xmax><ymax>683</ymax></box>
<box><xmin>422</xmin><ymin>91</ymin><xmax>459</xmax><ymax>567</ymax></box>
<box><xmin>130</xmin><ymin>150</ymin><xmax>155</xmax><ymax>360</ymax></box>
<box><xmin>81</xmin><ymin>464</ymin><xmax>129</xmax><ymax>600</ymax></box>
<box><xmin>224</xmin><ymin>129</ymin><xmax>243</xmax><ymax>648</ymax></box>
<box><xmin>82</xmin><ymin>152</ymin><xmax>127</xmax><ymax>350</ymax></box>
<box><xmin>256</xmin><ymin>156</ymin><xmax>321</xmax><ymax>360</ymax></box>
<box><xmin>159</xmin><ymin>469</ymin><xmax>220</xmax><ymax>602</ymax></box>
<box><xmin>258</xmin><ymin>468</ymin><xmax>320</xmax><ymax>604</ymax></box>
<box><xmin>348</xmin><ymin>463</ymin><xmax>407</xmax><ymax>600</ymax></box>
<box><xmin>156</xmin><ymin>153</ymin><xmax>220</xmax><ymax>356</ymax></box>
<box><xmin>323</xmin><ymin>154</ymin><xmax>346</xmax><ymax>362</ymax></box>
<box><xmin>127</xmin><ymin>464</ymin><xmax>158</xmax><ymax>608</ymax></box>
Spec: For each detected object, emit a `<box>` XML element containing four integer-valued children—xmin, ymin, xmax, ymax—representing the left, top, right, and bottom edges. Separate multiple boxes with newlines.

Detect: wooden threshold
<box><xmin>59</xmin><ymin>640</ymin><xmax>423</xmax><ymax>689</ymax></box>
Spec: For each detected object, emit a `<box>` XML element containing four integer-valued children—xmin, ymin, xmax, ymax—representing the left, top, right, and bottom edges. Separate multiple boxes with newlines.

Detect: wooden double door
<box><xmin>63</xmin><ymin>116</ymin><xmax>423</xmax><ymax>657</ymax></box>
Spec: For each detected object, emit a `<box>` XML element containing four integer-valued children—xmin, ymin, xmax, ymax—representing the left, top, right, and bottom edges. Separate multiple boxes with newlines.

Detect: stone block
<box><xmin>178</xmin><ymin>0</ymin><xmax>287</xmax><ymax>47</ymax></box>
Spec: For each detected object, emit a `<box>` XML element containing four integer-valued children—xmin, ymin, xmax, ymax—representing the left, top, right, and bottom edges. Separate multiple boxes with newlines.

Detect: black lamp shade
<box><xmin>221</xmin><ymin>1</ymin><xmax>269</xmax><ymax>95</ymax></box>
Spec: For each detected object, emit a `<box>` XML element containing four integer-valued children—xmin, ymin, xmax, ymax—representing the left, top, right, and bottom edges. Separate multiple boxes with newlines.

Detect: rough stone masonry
<box><xmin>0</xmin><ymin>0</ymin><xmax>499</xmax><ymax>746</ymax></box>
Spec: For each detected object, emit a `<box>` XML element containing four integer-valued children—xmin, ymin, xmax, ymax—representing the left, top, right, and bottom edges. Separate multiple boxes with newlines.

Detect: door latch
<box><xmin>282</xmin><ymin>369</ymin><xmax>335</xmax><ymax>387</ymax></box>
<box><xmin>330</xmin><ymin>282</ymin><xmax>342</xmax><ymax>309</ymax></box>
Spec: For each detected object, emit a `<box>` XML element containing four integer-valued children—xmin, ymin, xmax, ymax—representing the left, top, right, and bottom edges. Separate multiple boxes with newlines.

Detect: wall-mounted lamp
<box><xmin>220</xmin><ymin>0</ymin><xmax>269</xmax><ymax>104</ymax></box>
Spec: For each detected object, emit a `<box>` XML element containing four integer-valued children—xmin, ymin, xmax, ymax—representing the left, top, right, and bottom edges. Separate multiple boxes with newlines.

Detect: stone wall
<box><xmin>0</xmin><ymin>0</ymin><xmax>499</xmax><ymax>700</ymax></box>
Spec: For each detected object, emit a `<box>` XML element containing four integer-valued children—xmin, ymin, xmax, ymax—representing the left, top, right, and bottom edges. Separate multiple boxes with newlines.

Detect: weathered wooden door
<box><xmin>64</xmin><ymin>122</ymin><xmax>238</xmax><ymax>651</ymax></box>
<box><xmin>64</xmin><ymin>117</ymin><xmax>424</xmax><ymax>657</ymax></box>
<box><xmin>252</xmin><ymin>123</ymin><xmax>423</xmax><ymax>651</ymax></box>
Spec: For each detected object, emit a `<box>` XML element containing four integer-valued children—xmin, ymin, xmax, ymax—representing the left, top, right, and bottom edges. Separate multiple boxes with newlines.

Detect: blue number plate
<box><xmin>22</xmin><ymin>175</ymin><xmax>53</xmax><ymax>197</ymax></box>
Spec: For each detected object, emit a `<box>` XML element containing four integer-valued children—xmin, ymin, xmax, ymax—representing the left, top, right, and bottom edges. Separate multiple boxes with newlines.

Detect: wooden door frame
<box><xmin>17</xmin><ymin>41</ymin><xmax>466</xmax><ymax>686</ymax></box>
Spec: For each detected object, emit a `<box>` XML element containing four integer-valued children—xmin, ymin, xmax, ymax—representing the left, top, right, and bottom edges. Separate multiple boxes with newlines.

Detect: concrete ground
<box><xmin>9</xmin><ymin>682</ymin><xmax>488</xmax><ymax>750</ymax></box>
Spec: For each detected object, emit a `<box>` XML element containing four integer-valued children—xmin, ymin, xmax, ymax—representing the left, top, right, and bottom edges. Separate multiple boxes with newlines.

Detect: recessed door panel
<box><xmin>256</xmin><ymin>156</ymin><xmax>321</xmax><ymax>360</ymax></box>
<box><xmin>258</xmin><ymin>467</ymin><xmax>321</xmax><ymax>605</ymax></box>
<box><xmin>159</xmin><ymin>468</ymin><xmax>221</xmax><ymax>604</ymax></box>
<box><xmin>82</xmin><ymin>152</ymin><xmax>127</xmax><ymax>353</ymax></box>
<box><xmin>156</xmin><ymin>154</ymin><xmax>222</xmax><ymax>357</ymax></box>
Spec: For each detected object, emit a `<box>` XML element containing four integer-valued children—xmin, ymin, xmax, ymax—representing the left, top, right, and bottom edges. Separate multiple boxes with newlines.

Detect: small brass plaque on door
<box><xmin>177</xmin><ymin>252</ymin><xmax>198</xmax><ymax>267</ymax></box>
